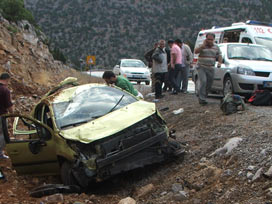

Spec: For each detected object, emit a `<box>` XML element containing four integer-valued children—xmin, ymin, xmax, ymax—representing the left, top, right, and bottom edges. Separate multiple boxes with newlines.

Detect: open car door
<box><xmin>1</xmin><ymin>114</ymin><xmax>59</xmax><ymax>175</ymax></box>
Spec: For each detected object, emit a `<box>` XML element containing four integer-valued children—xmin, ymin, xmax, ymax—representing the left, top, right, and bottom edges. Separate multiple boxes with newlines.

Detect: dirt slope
<box><xmin>1</xmin><ymin>92</ymin><xmax>272</xmax><ymax>204</ymax></box>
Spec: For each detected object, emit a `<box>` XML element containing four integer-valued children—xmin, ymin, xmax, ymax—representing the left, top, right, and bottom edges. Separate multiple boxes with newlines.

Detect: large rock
<box><xmin>118</xmin><ymin>197</ymin><xmax>136</xmax><ymax>204</ymax></box>
<box><xmin>264</xmin><ymin>166</ymin><xmax>272</xmax><ymax>178</ymax></box>
<box><xmin>135</xmin><ymin>184</ymin><xmax>155</xmax><ymax>198</ymax></box>
<box><xmin>210</xmin><ymin>137</ymin><xmax>242</xmax><ymax>156</ymax></box>
<box><xmin>45</xmin><ymin>193</ymin><xmax>63</xmax><ymax>203</ymax></box>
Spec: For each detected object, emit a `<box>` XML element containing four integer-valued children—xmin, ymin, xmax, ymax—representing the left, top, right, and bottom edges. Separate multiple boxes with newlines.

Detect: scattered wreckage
<box><xmin>2</xmin><ymin>77</ymin><xmax>184</xmax><ymax>189</ymax></box>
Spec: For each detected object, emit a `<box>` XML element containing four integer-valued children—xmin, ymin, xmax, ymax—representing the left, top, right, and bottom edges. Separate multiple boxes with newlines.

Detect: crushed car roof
<box><xmin>46</xmin><ymin>83</ymin><xmax>157</xmax><ymax>143</ymax></box>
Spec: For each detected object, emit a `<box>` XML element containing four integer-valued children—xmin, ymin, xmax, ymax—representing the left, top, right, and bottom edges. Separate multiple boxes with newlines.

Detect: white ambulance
<box><xmin>192</xmin><ymin>20</ymin><xmax>272</xmax><ymax>67</ymax></box>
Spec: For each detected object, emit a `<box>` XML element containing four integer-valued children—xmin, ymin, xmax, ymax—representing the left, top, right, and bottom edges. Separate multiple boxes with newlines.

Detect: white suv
<box><xmin>193</xmin><ymin>43</ymin><xmax>272</xmax><ymax>96</ymax></box>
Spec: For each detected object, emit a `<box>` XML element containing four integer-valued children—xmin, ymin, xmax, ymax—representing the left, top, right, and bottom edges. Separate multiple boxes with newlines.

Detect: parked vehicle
<box><xmin>113</xmin><ymin>59</ymin><xmax>151</xmax><ymax>85</ymax></box>
<box><xmin>193</xmin><ymin>43</ymin><xmax>272</xmax><ymax>96</ymax></box>
<box><xmin>192</xmin><ymin>20</ymin><xmax>272</xmax><ymax>68</ymax></box>
<box><xmin>1</xmin><ymin>78</ymin><xmax>183</xmax><ymax>187</ymax></box>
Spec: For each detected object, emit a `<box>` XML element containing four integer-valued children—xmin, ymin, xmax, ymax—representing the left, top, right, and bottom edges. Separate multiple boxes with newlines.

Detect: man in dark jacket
<box><xmin>152</xmin><ymin>40</ymin><xmax>168</xmax><ymax>99</ymax></box>
<box><xmin>0</xmin><ymin>73</ymin><xmax>13</xmax><ymax>159</ymax></box>
<box><xmin>144</xmin><ymin>42</ymin><xmax>159</xmax><ymax>92</ymax></box>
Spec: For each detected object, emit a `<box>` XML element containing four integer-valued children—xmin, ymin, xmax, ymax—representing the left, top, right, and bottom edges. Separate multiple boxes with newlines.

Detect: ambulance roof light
<box><xmin>246</xmin><ymin>20</ymin><xmax>272</xmax><ymax>27</ymax></box>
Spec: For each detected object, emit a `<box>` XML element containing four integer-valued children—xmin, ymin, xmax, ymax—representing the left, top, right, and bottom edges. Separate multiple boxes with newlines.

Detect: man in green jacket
<box><xmin>102</xmin><ymin>71</ymin><xmax>143</xmax><ymax>98</ymax></box>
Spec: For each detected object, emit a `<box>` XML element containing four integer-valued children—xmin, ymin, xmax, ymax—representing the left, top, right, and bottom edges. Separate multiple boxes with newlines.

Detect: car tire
<box><xmin>137</xmin><ymin>81</ymin><xmax>141</xmax><ymax>85</ymax></box>
<box><xmin>60</xmin><ymin>161</ymin><xmax>78</xmax><ymax>186</ymax></box>
<box><xmin>223</xmin><ymin>76</ymin><xmax>234</xmax><ymax>97</ymax></box>
<box><xmin>145</xmin><ymin>81</ymin><xmax>150</xmax><ymax>85</ymax></box>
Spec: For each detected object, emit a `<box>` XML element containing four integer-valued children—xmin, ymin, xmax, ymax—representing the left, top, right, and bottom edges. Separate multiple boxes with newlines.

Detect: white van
<box><xmin>192</xmin><ymin>20</ymin><xmax>272</xmax><ymax>67</ymax></box>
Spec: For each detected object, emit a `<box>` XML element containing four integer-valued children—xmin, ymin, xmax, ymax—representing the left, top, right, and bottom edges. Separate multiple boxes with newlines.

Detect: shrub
<box><xmin>50</xmin><ymin>47</ymin><xmax>67</xmax><ymax>64</ymax></box>
<box><xmin>0</xmin><ymin>0</ymin><xmax>35</xmax><ymax>24</ymax></box>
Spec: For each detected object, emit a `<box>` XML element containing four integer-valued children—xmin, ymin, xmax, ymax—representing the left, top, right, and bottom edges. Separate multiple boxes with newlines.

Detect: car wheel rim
<box><xmin>224</xmin><ymin>80</ymin><xmax>232</xmax><ymax>96</ymax></box>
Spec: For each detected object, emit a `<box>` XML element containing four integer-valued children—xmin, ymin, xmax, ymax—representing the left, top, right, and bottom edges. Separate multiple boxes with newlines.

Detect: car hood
<box><xmin>230</xmin><ymin>60</ymin><xmax>272</xmax><ymax>71</ymax></box>
<box><xmin>59</xmin><ymin>100</ymin><xmax>156</xmax><ymax>143</ymax></box>
<box><xmin>121</xmin><ymin>67</ymin><xmax>148</xmax><ymax>73</ymax></box>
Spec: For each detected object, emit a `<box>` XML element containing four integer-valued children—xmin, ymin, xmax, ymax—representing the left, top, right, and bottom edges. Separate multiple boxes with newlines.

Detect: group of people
<box><xmin>144</xmin><ymin>38</ymin><xmax>193</xmax><ymax>99</ymax></box>
<box><xmin>102</xmin><ymin>33</ymin><xmax>222</xmax><ymax>106</ymax></box>
<box><xmin>145</xmin><ymin>33</ymin><xmax>222</xmax><ymax>105</ymax></box>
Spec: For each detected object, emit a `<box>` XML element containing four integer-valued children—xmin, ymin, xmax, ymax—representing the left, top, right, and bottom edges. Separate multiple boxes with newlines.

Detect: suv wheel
<box><xmin>61</xmin><ymin>161</ymin><xmax>78</xmax><ymax>186</ymax></box>
<box><xmin>223</xmin><ymin>76</ymin><xmax>233</xmax><ymax>96</ymax></box>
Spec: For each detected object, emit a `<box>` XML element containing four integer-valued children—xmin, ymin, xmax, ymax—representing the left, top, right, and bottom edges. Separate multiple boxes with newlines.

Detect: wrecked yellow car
<box><xmin>2</xmin><ymin>78</ymin><xmax>184</xmax><ymax>187</ymax></box>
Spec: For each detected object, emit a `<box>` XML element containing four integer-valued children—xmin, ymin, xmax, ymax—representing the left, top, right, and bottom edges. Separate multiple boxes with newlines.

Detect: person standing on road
<box><xmin>180</xmin><ymin>41</ymin><xmax>193</xmax><ymax>93</ymax></box>
<box><xmin>102</xmin><ymin>71</ymin><xmax>143</xmax><ymax>98</ymax></box>
<box><xmin>152</xmin><ymin>39</ymin><xmax>168</xmax><ymax>99</ymax></box>
<box><xmin>144</xmin><ymin>42</ymin><xmax>159</xmax><ymax>92</ymax></box>
<box><xmin>169</xmin><ymin>39</ymin><xmax>183</xmax><ymax>95</ymax></box>
<box><xmin>163</xmin><ymin>39</ymin><xmax>174</xmax><ymax>92</ymax></box>
<box><xmin>0</xmin><ymin>73</ymin><xmax>13</xmax><ymax>159</ymax></box>
<box><xmin>194</xmin><ymin>33</ymin><xmax>222</xmax><ymax>105</ymax></box>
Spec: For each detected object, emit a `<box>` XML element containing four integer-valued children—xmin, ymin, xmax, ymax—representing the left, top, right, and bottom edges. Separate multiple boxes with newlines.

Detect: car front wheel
<box><xmin>145</xmin><ymin>81</ymin><xmax>150</xmax><ymax>85</ymax></box>
<box><xmin>61</xmin><ymin>161</ymin><xmax>78</xmax><ymax>186</ymax></box>
<box><xmin>223</xmin><ymin>76</ymin><xmax>233</xmax><ymax>96</ymax></box>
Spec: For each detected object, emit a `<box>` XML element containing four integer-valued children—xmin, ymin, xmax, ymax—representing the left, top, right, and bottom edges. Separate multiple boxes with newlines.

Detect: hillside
<box><xmin>0</xmin><ymin>12</ymin><xmax>101</xmax><ymax>113</ymax></box>
<box><xmin>24</xmin><ymin>0</ymin><xmax>272</xmax><ymax>67</ymax></box>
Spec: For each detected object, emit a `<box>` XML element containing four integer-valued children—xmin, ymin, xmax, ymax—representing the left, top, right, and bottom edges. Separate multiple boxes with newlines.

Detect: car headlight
<box><xmin>145</xmin><ymin>71</ymin><xmax>150</xmax><ymax>74</ymax></box>
<box><xmin>237</xmin><ymin>67</ymin><xmax>255</xmax><ymax>76</ymax></box>
<box><xmin>124</xmin><ymin>70</ymin><xmax>130</xmax><ymax>74</ymax></box>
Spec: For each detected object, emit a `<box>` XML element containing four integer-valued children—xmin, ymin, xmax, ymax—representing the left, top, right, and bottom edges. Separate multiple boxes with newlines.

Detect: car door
<box><xmin>213</xmin><ymin>46</ymin><xmax>229</xmax><ymax>91</ymax></box>
<box><xmin>1</xmin><ymin>114</ymin><xmax>59</xmax><ymax>175</ymax></box>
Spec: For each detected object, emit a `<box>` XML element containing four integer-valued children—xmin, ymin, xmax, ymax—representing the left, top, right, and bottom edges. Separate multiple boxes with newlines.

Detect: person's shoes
<box><xmin>0</xmin><ymin>153</ymin><xmax>9</xmax><ymax>159</ymax></box>
<box><xmin>171</xmin><ymin>90</ymin><xmax>178</xmax><ymax>95</ymax></box>
<box><xmin>181</xmin><ymin>90</ymin><xmax>188</xmax><ymax>94</ymax></box>
<box><xmin>155</xmin><ymin>94</ymin><xmax>165</xmax><ymax>99</ymax></box>
<box><xmin>199</xmin><ymin>100</ymin><xmax>208</xmax><ymax>105</ymax></box>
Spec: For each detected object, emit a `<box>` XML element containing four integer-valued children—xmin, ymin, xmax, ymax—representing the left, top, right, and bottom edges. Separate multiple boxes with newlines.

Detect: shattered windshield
<box><xmin>227</xmin><ymin>44</ymin><xmax>272</xmax><ymax>61</ymax></box>
<box><xmin>53</xmin><ymin>86</ymin><xmax>137</xmax><ymax>129</ymax></box>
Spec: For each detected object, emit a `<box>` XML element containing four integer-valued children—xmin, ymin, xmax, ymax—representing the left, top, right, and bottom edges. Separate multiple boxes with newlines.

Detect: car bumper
<box><xmin>124</xmin><ymin>74</ymin><xmax>150</xmax><ymax>82</ymax></box>
<box><xmin>231</xmin><ymin>73</ymin><xmax>272</xmax><ymax>93</ymax></box>
<box><xmin>95</xmin><ymin>131</ymin><xmax>183</xmax><ymax>179</ymax></box>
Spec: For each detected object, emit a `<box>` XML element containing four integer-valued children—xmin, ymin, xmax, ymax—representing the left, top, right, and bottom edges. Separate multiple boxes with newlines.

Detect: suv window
<box><xmin>53</xmin><ymin>86</ymin><xmax>138</xmax><ymax>129</ymax></box>
<box><xmin>227</xmin><ymin>44</ymin><xmax>272</xmax><ymax>60</ymax></box>
<box><xmin>255</xmin><ymin>37</ymin><xmax>272</xmax><ymax>51</ymax></box>
<box><xmin>241</xmin><ymin>37</ymin><xmax>252</xmax><ymax>43</ymax></box>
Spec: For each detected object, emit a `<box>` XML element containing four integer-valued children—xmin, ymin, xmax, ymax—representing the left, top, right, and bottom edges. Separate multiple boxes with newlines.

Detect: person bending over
<box><xmin>102</xmin><ymin>71</ymin><xmax>143</xmax><ymax>98</ymax></box>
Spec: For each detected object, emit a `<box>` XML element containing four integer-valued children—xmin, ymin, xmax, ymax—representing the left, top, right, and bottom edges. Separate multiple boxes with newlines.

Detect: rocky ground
<box><xmin>1</xmin><ymin>83</ymin><xmax>272</xmax><ymax>204</ymax></box>
<box><xmin>1</xmin><ymin>14</ymin><xmax>272</xmax><ymax>204</ymax></box>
